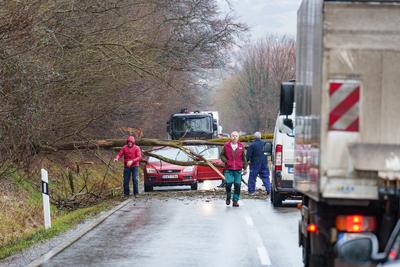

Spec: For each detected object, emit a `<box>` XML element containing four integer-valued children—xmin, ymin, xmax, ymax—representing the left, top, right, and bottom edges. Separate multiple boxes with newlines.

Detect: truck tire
<box><xmin>270</xmin><ymin>187</ymin><xmax>274</xmax><ymax>203</ymax></box>
<box><xmin>272</xmin><ymin>188</ymin><xmax>282</xmax><ymax>207</ymax></box>
<box><xmin>302</xmin><ymin>231</ymin><xmax>311</xmax><ymax>267</ymax></box>
<box><xmin>303</xmin><ymin>243</ymin><xmax>326</xmax><ymax>267</ymax></box>
<box><xmin>144</xmin><ymin>184</ymin><xmax>153</xmax><ymax>192</ymax></box>
<box><xmin>302</xmin><ymin>241</ymin><xmax>309</xmax><ymax>267</ymax></box>
<box><xmin>190</xmin><ymin>182</ymin><xmax>198</xmax><ymax>190</ymax></box>
<box><xmin>308</xmin><ymin>255</ymin><xmax>328</xmax><ymax>267</ymax></box>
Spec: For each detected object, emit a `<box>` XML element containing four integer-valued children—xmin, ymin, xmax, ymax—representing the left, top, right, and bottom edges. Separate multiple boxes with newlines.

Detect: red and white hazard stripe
<box><xmin>329</xmin><ymin>81</ymin><xmax>361</xmax><ymax>132</ymax></box>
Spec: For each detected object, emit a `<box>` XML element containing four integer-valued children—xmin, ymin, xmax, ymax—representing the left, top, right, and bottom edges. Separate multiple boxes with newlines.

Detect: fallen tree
<box><xmin>39</xmin><ymin>133</ymin><xmax>273</xmax><ymax>182</ymax></box>
<box><xmin>39</xmin><ymin>133</ymin><xmax>273</xmax><ymax>151</ymax></box>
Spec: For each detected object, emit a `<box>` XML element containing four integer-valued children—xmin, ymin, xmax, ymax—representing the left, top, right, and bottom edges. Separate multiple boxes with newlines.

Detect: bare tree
<box><xmin>215</xmin><ymin>35</ymin><xmax>295</xmax><ymax>133</ymax></box>
<box><xmin>0</xmin><ymin>0</ymin><xmax>247</xmax><ymax>176</ymax></box>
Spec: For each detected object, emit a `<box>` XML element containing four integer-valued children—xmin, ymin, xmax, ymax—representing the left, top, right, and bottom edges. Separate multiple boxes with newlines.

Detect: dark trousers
<box><xmin>123</xmin><ymin>166</ymin><xmax>139</xmax><ymax>196</ymax></box>
<box><xmin>248</xmin><ymin>162</ymin><xmax>270</xmax><ymax>193</ymax></box>
<box><xmin>224</xmin><ymin>170</ymin><xmax>242</xmax><ymax>201</ymax></box>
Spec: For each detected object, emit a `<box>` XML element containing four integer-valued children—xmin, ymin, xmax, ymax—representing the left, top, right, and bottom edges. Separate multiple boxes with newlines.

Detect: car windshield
<box><xmin>148</xmin><ymin>148</ymin><xmax>191</xmax><ymax>163</ymax></box>
<box><xmin>172</xmin><ymin>117</ymin><xmax>211</xmax><ymax>132</ymax></box>
<box><xmin>194</xmin><ymin>145</ymin><xmax>220</xmax><ymax>160</ymax></box>
<box><xmin>148</xmin><ymin>146</ymin><xmax>219</xmax><ymax>163</ymax></box>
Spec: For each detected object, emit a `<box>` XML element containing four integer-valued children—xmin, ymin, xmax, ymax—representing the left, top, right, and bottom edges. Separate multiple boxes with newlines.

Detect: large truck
<box><xmin>284</xmin><ymin>1</ymin><xmax>400</xmax><ymax>266</ymax></box>
<box><xmin>167</xmin><ymin>110</ymin><xmax>219</xmax><ymax>140</ymax></box>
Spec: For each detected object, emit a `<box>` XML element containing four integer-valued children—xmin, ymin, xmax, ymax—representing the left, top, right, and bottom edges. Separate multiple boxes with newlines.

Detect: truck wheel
<box><xmin>303</xmin><ymin>238</ymin><xmax>333</xmax><ymax>267</ymax></box>
<box><xmin>144</xmin><ymin>184</ymin><xmax>153</xmax><ymax>192</ymax></box>
<box><xmin>191</xmin><ymin>182</ymin><xmax>198</xmax><ymax>190</ymax></box>
<box><xmin>303</xmin><ymin>248</ymin><xmax>325</xmax><ymax>267</ymax></box>
<box><xmin>270</xmin><ymin>187</ymin><xmax>274</xmax><ymax>203</ymax></box>
<box><xmin>272</xmin><ymin>189</ymin><xmax>282</xmax><ymax>207</ymax></box>
<box><xmin>302</xmin><ymin>235</ymin><xmax>310</xmax><ymax>266</ymax></box>
<box><xmin>308</xmin><ymin>255</ymin><xmax>327</xmax><ymax>267</ymax></box>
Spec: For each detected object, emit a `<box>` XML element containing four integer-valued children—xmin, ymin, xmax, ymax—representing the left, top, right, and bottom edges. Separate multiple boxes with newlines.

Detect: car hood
<box><xmin>147</xmin><ymin>159</ymin><xmax>222</xmax><ymax>171</ymax></box>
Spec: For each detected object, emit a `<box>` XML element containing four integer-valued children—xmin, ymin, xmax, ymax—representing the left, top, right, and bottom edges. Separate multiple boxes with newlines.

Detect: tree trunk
<box><xmin>40</xmin><ymin>134</ymin><xmax>273</xmax><ymax>151</ymax></box>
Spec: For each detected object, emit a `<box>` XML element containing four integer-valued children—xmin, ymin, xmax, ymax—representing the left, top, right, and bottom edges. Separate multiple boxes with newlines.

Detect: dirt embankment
<box><xmin>0</xmin><ymin>150</ymin><xmax>123</xmax><ymax>250</ymax></box>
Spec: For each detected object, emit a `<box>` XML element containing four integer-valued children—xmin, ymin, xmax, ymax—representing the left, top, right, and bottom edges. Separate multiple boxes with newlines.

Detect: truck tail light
<box><xmin>275</xmin><ymin>144</ymin><xmax>283</xmax><ymax>171</ymax></box>
<box><xmin>336</xmin><ymin>215</ymin><xmax>376</xmax><ymax>233</ymax></box>
<box><xmin>307</xmin><ymin>223</ymin><xmax>318</xmax><ymax>233</ymax></box>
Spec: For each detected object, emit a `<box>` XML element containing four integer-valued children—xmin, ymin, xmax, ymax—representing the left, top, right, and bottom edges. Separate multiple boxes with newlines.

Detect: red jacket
<box><xmin>222</xmin><ymin>141</ymin><xmax>246</xmax><ymax>170</ymax></box>
<box><xmin>115</xmin><ymin>136</ymin><xmax>142</xmax><ymax>167</ymax></box>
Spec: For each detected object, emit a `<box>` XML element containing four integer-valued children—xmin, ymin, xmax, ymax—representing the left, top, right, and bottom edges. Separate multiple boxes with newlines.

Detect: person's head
<box><xmin>127</xmin><ymin>136</ymin><xmax>135</xmax><ymax>147</ymax></box>
<box><xmin>230</xmin><ymin>131</ymin><xmax>239</xmax><ymax>144</ymax></box>
<box><xmin>254</xmin><ymin>131</ymin><xmax>262</xmax><ymax>139</ymax></box>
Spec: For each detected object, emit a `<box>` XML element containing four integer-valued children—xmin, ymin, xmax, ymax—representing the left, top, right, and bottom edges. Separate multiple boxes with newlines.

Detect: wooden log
<box><xmin>42</xmin><ymin>134</ymin><xmax>272</xmax><ymax>152</ymax></box>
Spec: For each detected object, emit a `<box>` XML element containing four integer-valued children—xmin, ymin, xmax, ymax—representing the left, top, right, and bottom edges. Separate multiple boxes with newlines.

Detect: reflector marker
<box><xmin>328</xmin><ymin>80</ymin><xmax>361</xmax><ymax>132</ymax></box>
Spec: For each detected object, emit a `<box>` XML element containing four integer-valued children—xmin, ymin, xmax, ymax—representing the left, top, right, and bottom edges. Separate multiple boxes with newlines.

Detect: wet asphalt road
<box><xmin>41</xmin><ymin>181</ymin><xmax>302</xmax><ymax>267</ymax></box>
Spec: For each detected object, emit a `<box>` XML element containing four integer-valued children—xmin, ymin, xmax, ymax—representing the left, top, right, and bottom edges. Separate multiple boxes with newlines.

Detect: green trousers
<box><xmin>224</xmin><ymin>170</ymin><xmax>242</xmax><ymax>201</ymax></box>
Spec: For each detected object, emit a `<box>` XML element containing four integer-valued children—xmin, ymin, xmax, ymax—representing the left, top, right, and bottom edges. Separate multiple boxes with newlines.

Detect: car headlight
<box><xmin>182</xmin><ymin>166</ymin><xmax>194</xmax><ymax>172</ymax></box>
<box><xmin>146</xmin><ymin>167</ymin><xmax>157</xmax><ymax>174</ymax></box>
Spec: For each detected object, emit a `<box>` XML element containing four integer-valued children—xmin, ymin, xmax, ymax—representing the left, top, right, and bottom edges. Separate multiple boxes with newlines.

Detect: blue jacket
<box><xmin>247</xmin><ymin>139</ymin><xmax>268</xmax><ymax>167</ymax></box>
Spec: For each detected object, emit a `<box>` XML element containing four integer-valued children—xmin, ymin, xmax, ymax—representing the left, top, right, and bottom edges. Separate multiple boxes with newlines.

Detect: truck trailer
<box><xmin>288</xmin><ymin>0</ymin><xmax>400</xmax><ymax>266</ymax></box>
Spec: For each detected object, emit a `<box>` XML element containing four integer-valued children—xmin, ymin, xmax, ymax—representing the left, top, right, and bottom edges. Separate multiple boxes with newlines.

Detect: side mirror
<box><xmin>278</xmin><ymin>117</ymin><xmax>294</xmax><ymax>136</ymax></box>
<box><xmin>280</xmin><ymin>81</ymin><xmax>295</xmax><ymax>115</ymax></box>
<box><xmin>263</xmin><ymin>141</ymin><xmax>273</xmax><ymax>156</ymax></box>
<box><xmin>335</xmin><ymin>234</ymin><xmax>380</xmax><ymax>265</ymax></box>
<box><xmin>213</xmin><ymin>119</ymin><xmax>218</xmax><ymax>131</ymax></box>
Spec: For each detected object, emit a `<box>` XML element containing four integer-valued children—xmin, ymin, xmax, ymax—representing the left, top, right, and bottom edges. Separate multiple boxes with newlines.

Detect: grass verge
<box><xmin>0</xmin><ymin>201</ymin><xmax>113</xmax><ymax>260</ymax></box>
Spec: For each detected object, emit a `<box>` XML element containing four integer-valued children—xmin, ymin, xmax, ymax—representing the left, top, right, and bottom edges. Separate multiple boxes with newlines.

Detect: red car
<box><xmin>193</xmin><ymin>145</ymin><xmax>224</xmax><ymax>182</ymax></box>
<box><xmin>143</xmin><ymin>146</ymin><xmax>223</xmax><ymax>192</ymax></box>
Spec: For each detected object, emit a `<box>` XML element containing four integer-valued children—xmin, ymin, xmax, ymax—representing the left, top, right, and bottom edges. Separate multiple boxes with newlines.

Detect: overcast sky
<box><xmin>217</xmin><ymin>0</ymin><xmax>302</xmax><ymax>41</ymax></box>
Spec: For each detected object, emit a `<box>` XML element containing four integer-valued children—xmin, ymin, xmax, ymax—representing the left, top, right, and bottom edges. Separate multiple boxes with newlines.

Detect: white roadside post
<box><xmin>41</xmin><ymin>168</ymin><xmax>51</xmax><ymax>229</ymax></box>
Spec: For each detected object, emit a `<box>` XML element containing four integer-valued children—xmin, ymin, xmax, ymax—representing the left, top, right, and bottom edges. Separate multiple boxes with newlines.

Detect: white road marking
<box><xmin>240</xmin><ymin>200</ymin><xmax>272</xmax><ymax>266</ymax></box>
<box><xmin>257</xmin><ymin>246</ymin><xmax>272</xmax><ymax>266</ymax></box>
<box><xmin>253</xmin><ymin>231</ymin><xmax>264</xmax><ymax>247</ymax></box>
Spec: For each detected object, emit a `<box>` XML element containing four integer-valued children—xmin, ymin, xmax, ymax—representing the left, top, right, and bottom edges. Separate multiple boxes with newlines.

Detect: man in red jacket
<box><xmin>114</xmin><ymin>136</ymin><xmax>142</xmax><ymax>199</ymax></box>
<box><xmin>220</xmin><ymin>131</ymin><xmax>248</xmax><ymax>207</ymax></box>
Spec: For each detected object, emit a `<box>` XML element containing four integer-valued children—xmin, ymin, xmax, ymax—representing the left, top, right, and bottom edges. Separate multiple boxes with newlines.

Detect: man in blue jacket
<box><xmin>247</xmin><ymin>132</ymin><xmax>270</xmax><ymax>195</ymax></box>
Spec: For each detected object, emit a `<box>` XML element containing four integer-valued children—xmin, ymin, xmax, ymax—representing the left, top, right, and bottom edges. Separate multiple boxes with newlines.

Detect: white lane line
<box><xmin>240</xmin><ymin>200</ymin><xmax>272</xmax><ymax>266</ymax></box>
<box><xmin>244</xmin><ymin>215</ymin><xmax>254</xmax><ymax>226</ymax></box>
<box><xmin>253</xmin><ymin>230</ymin><xmax>264</xmax><ymax>247</ymax></box>
<box><xmin>257</xmin><ymin>246</ymin><xmax>272</xmax><ymax>266</ymax></box>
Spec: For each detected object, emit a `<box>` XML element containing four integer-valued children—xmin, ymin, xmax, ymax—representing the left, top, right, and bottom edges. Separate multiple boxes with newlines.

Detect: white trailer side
<box><xmin>294</xmin><ymin>1</ymin><xmax>400</xmax><ymax>266</ymax></box>
<box><xmin>295</xmin><ymin>0</ymin><xmax>400</xmax><ymax>201</ymax></box>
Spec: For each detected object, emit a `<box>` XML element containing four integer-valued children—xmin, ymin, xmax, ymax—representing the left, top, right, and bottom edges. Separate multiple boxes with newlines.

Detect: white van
<box><xmin>271</xmin><ymin>81</ymin><xmax>301</xmax><ymax>207</ymax></box>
